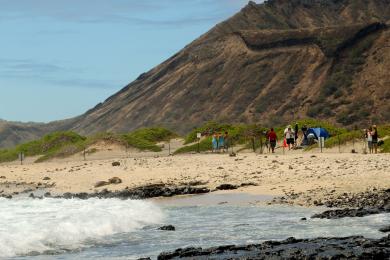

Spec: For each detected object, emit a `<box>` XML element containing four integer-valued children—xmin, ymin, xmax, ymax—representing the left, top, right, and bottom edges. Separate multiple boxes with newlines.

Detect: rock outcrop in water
<box><xmin>157</xmin><ymin>235</ymin><xmax>390</xmax><ymax>260</ymax></box>
<box><xmin>57</xmin><ymin>184</ymin><xmax>210</xmax><ymax>200</ymax></box>
<box><xmin>310</xmin><ymin>188</ymin><xmax>390</xmax><ymax>219</ymax></box>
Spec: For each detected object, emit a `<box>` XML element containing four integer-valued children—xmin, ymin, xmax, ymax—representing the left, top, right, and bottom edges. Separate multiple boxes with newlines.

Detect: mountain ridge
<box><xmin>1</xmin><ymin>0</ymin><xmax>390</xmax><ymax>147</ymax></box>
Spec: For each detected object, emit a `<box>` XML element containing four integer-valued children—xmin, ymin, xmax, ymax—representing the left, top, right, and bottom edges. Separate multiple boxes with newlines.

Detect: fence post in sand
<box><xmin>338</xmin><ymin>134</ymin><xmax>341</xmax><ymax>153</ymax></box>
<box><xmin>259</xmin><ymin>133</ymin><xmax>263</xmax><ymax>154</ymax></box>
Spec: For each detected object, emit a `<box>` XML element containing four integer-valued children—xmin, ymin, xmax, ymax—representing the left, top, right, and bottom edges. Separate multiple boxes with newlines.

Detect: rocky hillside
<box><xmin>69</xmin><ymin>0</ymin><xmax>390</xmax><ymax>134</ymax></box>
<box><xmin>1</xmin><ymin>0</ymin><xmax>390</xmax><ymax>147</ymax></box>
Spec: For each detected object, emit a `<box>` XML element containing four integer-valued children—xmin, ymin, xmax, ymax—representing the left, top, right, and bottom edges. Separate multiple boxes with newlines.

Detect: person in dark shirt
<box><xmin>372</xmin><ymin>125</ymin><xmax>379</xmax><ymax>154</ymax></box>
<box><xmin>294</xmin><ymin>123</ymin><xmax>299</xmax><ymax>147</ymax></box>
<box><xmin>301</xmin><ymin>125</ymin><xmax>308</xmax><ymax>145</ymax></box>
<box><xmin>267</xmin><ymin>128</ymin><xmax>278</xmax><ymax>153</ymax></box>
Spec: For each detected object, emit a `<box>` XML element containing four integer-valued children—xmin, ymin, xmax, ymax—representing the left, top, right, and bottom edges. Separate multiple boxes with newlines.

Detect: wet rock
<box><xmin>157</xmin><ymin>235</ymin><xmax>390</xmax><ymax>260</ymax></box>
<box><xmin>44</xmin><ymin>192</ymin><xmax>51</xmax><ymax>197</ymax></box>
<box><xmin>311</xmin><ymin>207</ymin><xmax>387</xmax><ymax>219</ymax></box>
<box><xmin>112</xmin><ymin>161</ymin><xmax>121</xmax><ymax>167</ymax></box>
<box><xmin>379</xmin><ymin>226</ymin><xmax>390</xmax><ymax>233</ymax></box>
<box><xmin>59</xmin><ymin>184</ymin><xmax>210</xmax><ymax>200</ymax></box>
<box><xmin>300</xmin><ymin>217</ymin><xmax>307</xmax><ymax>221</ymax></box>
<box><xmin>158</xmin><ymin>225</ymin><xmax>175</xmax><ymax>231</ymax></box>
<box><xmin>109</xmin><ymin>177</ymin><xmax>122</xmax><ymax>184</ymax></box>
<box><xmin>215</xmin><ymin>184</ymin><xmax>238</xmax><ymax>190</ymax></box>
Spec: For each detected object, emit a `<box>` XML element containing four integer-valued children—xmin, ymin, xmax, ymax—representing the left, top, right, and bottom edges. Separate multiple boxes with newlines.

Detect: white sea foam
<box><xmin>0</xmin><ymin>198</ymin><xmax>164</xmax><ymax>257</ymax></box>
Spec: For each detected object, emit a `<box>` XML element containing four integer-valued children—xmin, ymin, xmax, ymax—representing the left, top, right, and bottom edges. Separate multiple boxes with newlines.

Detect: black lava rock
<box><xmin>215</xmin><ymin>184</ymin><xmax>238</xmax><ymax>190</ymax></box>
<box><xmin>379</xmin><ymin>226</ymin><xmax>390</xmax><ymax>233</ymax></box>
<box><xmin>157</xmin><ymin>235</ymin><xmax>390</xmax><ymax>260</ymax></box>
<box><xmin>158</xmin><ymin>225</ymin><xmax>175</xmax><ymax>231</ymax></box>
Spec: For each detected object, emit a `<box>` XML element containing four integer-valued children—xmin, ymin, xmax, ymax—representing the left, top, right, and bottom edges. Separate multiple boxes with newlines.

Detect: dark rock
<box><xmin>229</xmin><ymin>152</ymin><xmax>236</xmax><ymax>157</ymax></box>
<box><xmin>240</xmin><ymin>182</ymin><xmax>257</xmax><ymax>187</ymax></box>
<box><xmin>215</xmin><ymin>184</ymin><xmax>238</xmax><ymax>190</ymax></box>
<box><xmin>300</xmin><ymin>217</ymin><xmax>307</xmax><ymax>221</ymax></box>
<box><xmin>311</xmin><ymin>207</ymin><xmax>387</xmax><ymax>219</ymax></box>
<box><xmin>158</xmin><ymin>225</ymin><xmax>175</xmax><ymax>231</ymax></box>
<box><xmin>0</xmin><ymin>176</ymin><xmax>6</xmax><ymax>179</ymax></box>
<box><xmin>109</xmin><ymin>177</ymin><xmax>122</xmax><ymax>184</ymax></box>
<box><xmin>94</xmin><ymin>181</ymin><xmax>109</xmax><ymax>188</ymax></box>
<box><xmin>157</xmin><ymin>235</ymin><xmax>390</xmax><ymax>260</ymax></box>
<box><xmin>379</xmin><ymin>226</ymin><xmax>390</xmax><ymax>233</ymax></box>
<box><xmin>44</xmin><ymin>192</ymin><xmax>51</xmax><ymax>197</ymax></box>
<box><xmin>59</xmin><ymin>184</ymin><xmax>210</xmax><ymax>200</ymax></box>
<box><xmin>112</xmin><ymin>161</ymin><xmax>120</xmax><ymax>167</ymax></box>
<box><xmin>42</xmin><ymin>177</ymin><xmax>51</xmax><ymax>180</ymax></box>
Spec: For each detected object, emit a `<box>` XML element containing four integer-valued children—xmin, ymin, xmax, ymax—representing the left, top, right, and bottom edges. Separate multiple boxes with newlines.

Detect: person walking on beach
<box><xmin>371</xmin><ymin>125</ymin><xmax>379</xmax><ymax>154</ymax></box>
<box><xmin>294</xmin><ymin>123</ymin><xmax>299</xmax><ymax>147</ymax></box>
<box><xmin>224</xmin><ymin>132</ymin><xmax>229</xmax><ymax>152</ymax></box>
<box><xmin>267</xmin><ymin>128</ymin><xmax>277</xmax><ymax>153</ymax></box>
<box><xmin>301</xmin><ymin>125</ymin><xmax>308</xmax><ymax>145</ymax></box>
<box><xmin>284</xmin><ymin>126</ymin><xmax>295</xmax><ymax>150</ymax></box>
<box><xmin>212</xmin><ymin>133</ymin><xmax>218</xmax><ymax>153</ymax></box>
<box><xmin>218</xmin><ymin>133</ymin><xmax>225</xmax><ymax>152</ymax></box>
<box><xmin>366</xmin><ymin>127</ymin><xmax>373</xmax><ymax>154</ymax></box>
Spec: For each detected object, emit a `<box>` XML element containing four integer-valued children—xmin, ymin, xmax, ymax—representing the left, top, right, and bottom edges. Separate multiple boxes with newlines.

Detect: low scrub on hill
<box><xmin>0</xmin><ymin>128</ymin><xmax>178</xmax><ymax>163</ymax></box>
<box><xmin>0</xmin><ymin>132</ymin><xmax>86</xmax><ymax>163</ymax></box>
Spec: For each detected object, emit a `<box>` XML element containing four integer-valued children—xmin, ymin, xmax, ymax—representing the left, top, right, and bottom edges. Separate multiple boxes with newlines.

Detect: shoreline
<box><xmin>1</xmin><ymin>152</ymin><xmax>389</xmax><ymax>219</ymax></box>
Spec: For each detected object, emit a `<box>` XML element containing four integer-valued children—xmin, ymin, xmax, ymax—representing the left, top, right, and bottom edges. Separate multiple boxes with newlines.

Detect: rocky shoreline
<box><xmin>272</xmin><ymin>188</ymin><xmax>390</xmax><ymax>219</ymax></box>
<box><xmin>0</xmin><ymin>182</ymin><xmax>256</xmax><ymax>200</ymax></box>
<box><xmin>156</xmin><ymin>235</ymin><xmax>390</xmax><ymax>260</ymax></box>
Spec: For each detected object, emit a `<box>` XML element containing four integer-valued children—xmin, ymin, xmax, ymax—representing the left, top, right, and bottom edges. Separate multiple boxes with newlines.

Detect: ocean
<box><xmin>0</xmin><ymin>196</ymin><xmax>388</xmax><ymax>259</ymax></box>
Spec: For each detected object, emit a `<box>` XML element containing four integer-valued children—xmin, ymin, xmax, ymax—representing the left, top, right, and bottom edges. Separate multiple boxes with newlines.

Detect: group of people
<box><xmin>266</xmin><ymin>124</ymin><xmax>310</xmax><ymax>153</ymax></box>
<box><xmin>212</xmin><ymin>132</ymin><xmax>229</xmax><ymax>152</ymax></box>
<box><xmin>365</xmin><ymin>125</ymin><xmax>379</xmax><ymax>154</ymax></box>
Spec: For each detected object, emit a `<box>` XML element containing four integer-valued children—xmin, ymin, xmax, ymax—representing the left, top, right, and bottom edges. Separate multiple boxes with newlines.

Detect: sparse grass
<box><xmin>0</xmin><ymin>128</ymin><xmax>178</xmax><ymax>163</ymax></box>
<box><xmin>0</xmin><ymin>131</ymin><xmax>86</xmax><ymax>163</ymax></box>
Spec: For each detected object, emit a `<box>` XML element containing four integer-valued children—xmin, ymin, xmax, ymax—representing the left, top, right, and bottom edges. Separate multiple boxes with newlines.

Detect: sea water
<box><xmin>0</xmin><ymin>197</ymin><xmax>388</xmax><ymax>259</ymax></box>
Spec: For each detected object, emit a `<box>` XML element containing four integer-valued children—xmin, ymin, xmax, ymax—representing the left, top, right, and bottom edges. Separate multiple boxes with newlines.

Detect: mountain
<box><xmin>1</xmin><ymin>0</ymin><xmax>390</xmax><ymax>147</ymax></box>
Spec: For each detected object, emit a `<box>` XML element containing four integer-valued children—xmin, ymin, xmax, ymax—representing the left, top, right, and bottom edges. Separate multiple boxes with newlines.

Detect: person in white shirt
<box><xmin>284</xmin><ymin>126</ymin><xmax>295</xmax><ymax>150</ymax></box>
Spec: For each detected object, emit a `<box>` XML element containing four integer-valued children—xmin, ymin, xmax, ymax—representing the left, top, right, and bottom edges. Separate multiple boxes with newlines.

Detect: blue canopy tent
<box><xmin>307</xmin><ymin>128</ymin><xmax>330</xmax><ymax>139</ymax></box>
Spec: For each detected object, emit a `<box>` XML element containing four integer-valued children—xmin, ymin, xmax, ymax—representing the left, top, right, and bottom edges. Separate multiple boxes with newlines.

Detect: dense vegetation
<box><xmin>0</xmin><ymin>128</ymin><xmax>177</xmax><ymax>163</ymax></box>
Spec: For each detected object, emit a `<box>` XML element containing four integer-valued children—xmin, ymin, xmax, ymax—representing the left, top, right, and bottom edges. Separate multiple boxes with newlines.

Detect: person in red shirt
<box><xmin>267</xmin><ymin>128</ymin><xmax>278</xmax><ymax>153</ymax></box>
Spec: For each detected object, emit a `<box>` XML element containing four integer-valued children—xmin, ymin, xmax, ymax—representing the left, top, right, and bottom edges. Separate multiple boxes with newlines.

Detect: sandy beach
<box><xmin>1</xmin><ymin>143</ymin><xmax>389</xmax><ymax>205</ymax></box>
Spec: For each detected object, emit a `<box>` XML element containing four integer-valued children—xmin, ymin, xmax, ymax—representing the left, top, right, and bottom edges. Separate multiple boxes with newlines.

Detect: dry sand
<box><xmin>0</xmin><ymin>141</ymin><xmax>389</xmax><ymax>205</ymax></box>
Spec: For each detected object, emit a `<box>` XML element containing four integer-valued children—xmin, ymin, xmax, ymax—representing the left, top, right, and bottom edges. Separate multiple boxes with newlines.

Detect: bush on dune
<box><xmin>0</xmin><ymin>128</ymin><xmax>178</xmax><ymax>163</ymax></box>
<box><xmin>0</xmin><ymin>131</ymin><xmax>86</xmax><ymax>163</ymax></box>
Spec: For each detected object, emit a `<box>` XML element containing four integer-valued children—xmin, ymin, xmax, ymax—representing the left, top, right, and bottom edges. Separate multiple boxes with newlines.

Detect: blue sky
<box><xmin>0</xmin><ymin>0</ymin><xmax>262</xmax><ymax>123</ymax></box>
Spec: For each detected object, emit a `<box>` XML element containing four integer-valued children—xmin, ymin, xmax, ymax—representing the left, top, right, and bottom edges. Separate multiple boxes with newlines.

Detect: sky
<box><xmin>0</xmin><ymin>0</ymin><xmax>262</xmax><ymax>123</ymax></box>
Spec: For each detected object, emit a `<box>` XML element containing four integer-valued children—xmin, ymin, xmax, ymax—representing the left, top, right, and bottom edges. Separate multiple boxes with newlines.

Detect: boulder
<box><xmin>109</xmin><ymin>177</ymin><xmax>122</xmax><ymax>184</ymax></box>
<box><xmin>158</xmin><ymin>225</ymin><xmax>175</xmax><ymax>231</ymax></box>
<box><xmin>112</xmin><ymin>161</ymin><xmax>121</xmax><ymax>167</ymax></box>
